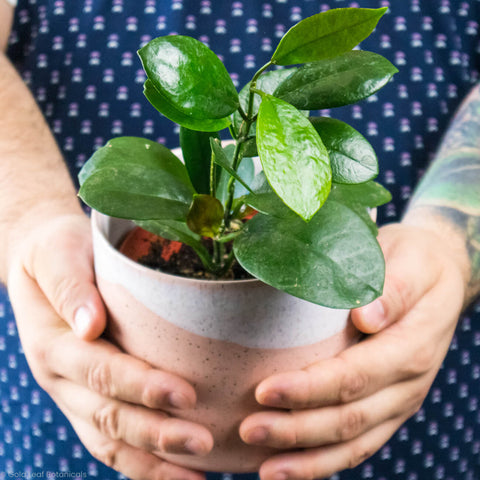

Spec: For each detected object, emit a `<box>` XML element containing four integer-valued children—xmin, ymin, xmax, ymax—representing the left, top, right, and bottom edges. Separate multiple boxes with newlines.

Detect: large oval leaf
<box><xmin>271</xmin><ymin>7</ymin><xmax>388</xmax><ymax>66</ymax></box>
<box><xmin>310</xmin><ymin>117</ymin><xmax>378</xmax><ymax>184</ymax></box>
<box><xmin>234</xmin><ymin>200</ymin><xmax>385</xmax><ymax>308</ymax></box>
<box><xmin>138</xmin><ymin>35</ymin><xmax>239</xmax><ymax>127</ymax></box>
<box><xmin>257</xmin><ymin>95</ymin><xmax>331</xmax><ymax>221</ymax></box>
<box><xmin>144</xmin><ymin>80</ymin><xmax>232</xmax><ymax>132</ymax></box>
<box><xmin>274</xmin><ymin>51</ymin><xmax>398</xmax><ymax>109</ymax></box>
<box><xmin>79</xmin><ymin>137</ymin><xmax>195</xmax><ymax>221</ymax></box>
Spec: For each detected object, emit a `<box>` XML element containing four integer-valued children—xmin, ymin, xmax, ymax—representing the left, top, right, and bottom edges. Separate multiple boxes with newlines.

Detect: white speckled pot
<box><xmin>91</xmin><ymin>210</ymin><xmax>360</xmax><ymax>473</ymax></box>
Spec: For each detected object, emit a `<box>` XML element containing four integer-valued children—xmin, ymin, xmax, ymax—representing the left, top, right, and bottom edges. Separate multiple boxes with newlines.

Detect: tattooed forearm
<box><xmin>406</xmin><ymin>83</ymin><xmax>480</xmax><ymax>300</ymax></box>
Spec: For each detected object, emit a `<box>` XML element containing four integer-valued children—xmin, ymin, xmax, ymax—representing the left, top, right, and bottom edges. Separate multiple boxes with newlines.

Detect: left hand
<box><xmin>239</xmin><ymin>223</ymin><xmax>468</xmax><ymax>480</ymax></box>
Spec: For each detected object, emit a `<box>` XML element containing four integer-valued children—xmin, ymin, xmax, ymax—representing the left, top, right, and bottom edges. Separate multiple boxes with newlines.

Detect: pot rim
<box><xmin>91</xmin><ymin>208</ymin><xmax>259</xmax><ymax>287</ymax></box>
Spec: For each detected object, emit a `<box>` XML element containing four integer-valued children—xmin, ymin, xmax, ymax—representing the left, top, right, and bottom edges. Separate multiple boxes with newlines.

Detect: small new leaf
<box><xmin>187</xmin><ymin>194</ymin><xmax>225</xmax><ymax>238</ymax></box>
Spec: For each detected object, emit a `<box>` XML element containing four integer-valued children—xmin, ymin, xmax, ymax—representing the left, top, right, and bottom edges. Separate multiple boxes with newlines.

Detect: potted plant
<box><xmin>78</xmin><ymin>7</ymin><xmax>396</xmax><ymax>473</ymax></box>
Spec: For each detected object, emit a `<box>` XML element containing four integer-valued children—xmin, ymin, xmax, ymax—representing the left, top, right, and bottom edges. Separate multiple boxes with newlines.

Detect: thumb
<box><xmin>24</xmin><ymin>215</ymin><xmax>106</xmax><ymax>341</ymax></box>
<box><xmin>351</xmin><ymin>225</ymin><xmax>442</xmax><ymax>335</ymax></box>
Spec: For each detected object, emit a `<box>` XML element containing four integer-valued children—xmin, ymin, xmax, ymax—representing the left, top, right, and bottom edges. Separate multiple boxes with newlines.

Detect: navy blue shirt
<box><xmin>2</xmin><ymin>1</ymin><xmax>480</xmax><ymax>479</ymax></box>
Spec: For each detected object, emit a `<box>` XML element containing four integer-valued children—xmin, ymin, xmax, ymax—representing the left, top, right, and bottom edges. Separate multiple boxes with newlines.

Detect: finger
<box><xmin>55</xmin><ymin>379</ymin><xmax>213</xmax><ymax>456</ymax></box>
<box><xmin>48</xmin><ymin>333</ymin><xmax>198</xmax><ymax>409</ymax></box>
<box><xmin>258</xmin><ymin>416</ymin><xmax>404</xmax><ymax>480</ymax></box>
<box><xmin>11</xmin><ymin>266</ymin><xmax>198</xmax><ymax>410</ymax></box>
<box><xmin>70</xmin><ymin>416</ymin><xmax>207</xmax><ymax>480</ymax></box>
<box><xmin>255</xmin><ymin>291</ymin><xmax>456</xmax><ymax>411</ymax></box>
<box><xmin>241</xmin><ymin>377</ymin><xmax>425</xmax><ymax>449</ymax></box>
<box><xmin>351</xmin><ymin>226</ymin><xmax>442</xmax><ymax>334</ymax></box>
<box><xmin>24</xmin><ymin>214</ymin><xmax>106</xmax><ymax>340</ymax></box>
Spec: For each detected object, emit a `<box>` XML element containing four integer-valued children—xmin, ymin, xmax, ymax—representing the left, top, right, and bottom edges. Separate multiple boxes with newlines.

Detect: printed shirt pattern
<box><xmin>1</xmin><ymin>1</ymin><xmax>480</xmax><ymax>479</ymax></box>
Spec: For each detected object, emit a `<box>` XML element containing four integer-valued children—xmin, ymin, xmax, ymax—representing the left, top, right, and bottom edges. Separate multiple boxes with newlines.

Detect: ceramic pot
<box><xmin>91</xmin><ymin>210</ymin><xmax>361</xmax><ymax>472</ymax></box>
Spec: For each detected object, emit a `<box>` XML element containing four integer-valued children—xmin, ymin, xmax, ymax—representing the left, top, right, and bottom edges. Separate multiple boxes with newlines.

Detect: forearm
<box><xmin>403</xmin><ymin>83</ymin><xmax>480</xmax><ymax>304</ymax></box>
<box><xmin>0</xmin><ymin>52</ymin><xmax>83</xmax><ymax>282</ymax></box>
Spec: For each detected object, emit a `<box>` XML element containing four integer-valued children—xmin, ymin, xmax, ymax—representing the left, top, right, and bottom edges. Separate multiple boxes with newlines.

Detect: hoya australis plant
<box><xmin>79</xmin><ymin>7</ymin><xmax>397</xmax><ymax>309</ymax></box>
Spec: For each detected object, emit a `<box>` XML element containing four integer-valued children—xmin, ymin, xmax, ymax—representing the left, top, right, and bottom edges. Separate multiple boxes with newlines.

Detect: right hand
<box><xmin>7</xmin><ymin>212</ymin><xmax>214</xmax><ymax>480</ymax></box>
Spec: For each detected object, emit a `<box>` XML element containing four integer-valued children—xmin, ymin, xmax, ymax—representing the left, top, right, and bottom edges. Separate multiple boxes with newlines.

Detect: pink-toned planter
<box><xmin>91</xmin><ymin>210</ymin><xmax>360</xmax><ymax>472</ymax></box>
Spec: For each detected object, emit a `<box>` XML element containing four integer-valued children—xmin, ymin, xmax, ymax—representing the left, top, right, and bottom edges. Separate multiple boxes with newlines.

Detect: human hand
<box><xmin>239</xmin><ymin>223</ymin><xmax>468</xmax><ymax>480</ymax></box>
<box><xmin>7</xmin><ymin>213</ymin><xmax>213</xmax><ymax>480</ymax></box>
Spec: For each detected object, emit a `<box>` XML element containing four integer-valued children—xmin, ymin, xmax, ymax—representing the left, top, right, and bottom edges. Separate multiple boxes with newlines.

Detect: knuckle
<box><xmin>92</xmin><ymin>402</ymin><xmax>122</xmax><ymax>440</ymax></box>
<box><xmin>348</xmin><ymin>442</ymin><xmax>373</xmax><ymax>469</ymax></box>
<box><xmin>89</xmin><ymin>440</ymin><xmax>120</xmax><ymax>469</ymax></box>
<box><xmin>384</xmin><ymin>274</ymin><xmax>412</xmax><ymax>318</ymax></box>
<box><xmin>338</xmin><ymin>407</ymin><xmax>366</xmax><ymax>442</ymax></box>
<box><xmin>86</xmin><ymin>361</ymin><xmax>115</xmax><ymax>398</ymax></box>
<box><xmin>51</xmin><ymin>276</ymin><xmax>83</xmax><ymax>318</ymax></box>
<box><xmin>337</xmin><ymin>362</ymin><xmax>369</xmax><ymax>403</ymax></box>
<box><xmin>402</xmin><ymin>344</ymin><xmax>437</xmax><ymax>378</ymax></box>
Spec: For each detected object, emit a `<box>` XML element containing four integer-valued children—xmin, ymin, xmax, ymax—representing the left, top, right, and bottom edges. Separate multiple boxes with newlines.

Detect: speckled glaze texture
<box><xmin>91</xmin><ymin>211</ymin><xmax>361</xmax><ymax>472</ymax></box>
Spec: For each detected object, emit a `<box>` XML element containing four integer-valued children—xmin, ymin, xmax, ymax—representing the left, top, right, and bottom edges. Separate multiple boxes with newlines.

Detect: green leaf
<box><xmin>143</xmin><ymin>80</ymin><xmax>231</xmax><ymax>132</ymax></box>
<box><xmin>186</xmin><ymin>194</ymin><xmax>224</xmax><ymax>238</ymax></box>
<box><xmin>274</xmin><ymin>51</ymin><xmax>398</xmax><ymax>109</ymax></box>
<box><xmin>179</xmin><ymin>127</ymin><xmax>219</xmax><ymax>194</ymax></box>
<box><xmin>271</xmin><ymin>7</ymin><xmax>388</xmax><ymax>65</ymax></box>
<box><xmin>328</xmin><ymin>182</ymin><xmax>391</xmax><ymax>235</ymax></box>
<box><xmin>139</xmin><ymin>35</ymin><xmax>238</xmax><ymax>123</ymax></box>
<box><xmin>78</xmin><ymin>137</ymin><xmax>195</xmax><ymax>221</ymax></box>
<box><xmin>234</xmin><ymin>200</ymin><xmax>385</xmax><ymax>308</ymax></box>
<box><xmin>329</xmin><ymin>181</ymin><xmax>392</xmax><ymax>209</ymax></box>
<box><xmin>310</xmin><ymin>117</ymin><xmax>378</xmax><ymax>184</ymax></box>
<box><xmin>257</xmin><ymin>95</ymin><xmax>331</xmax><ymax>221</ymax></box>
<box><xmin>210</xmin><ymin>139</ymin><xmax>254</xmax><ymax>195</ymax></box>
<box><xmin>233</xmin><ymin>68</ymin><xmax>298</xmax><ymax>135</ymax></box>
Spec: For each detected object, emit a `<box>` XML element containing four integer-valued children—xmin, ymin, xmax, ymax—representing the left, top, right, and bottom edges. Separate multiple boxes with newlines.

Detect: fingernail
<box><xmin>246</xmin><ymin>426</ymin><xmax>269</xmax><ymax>444</ymax></box>
<box><xmin>74</xmin><ymin>306</ymin><xmax>92</xmax><ymax>337</ymax></box>
<box><xmin>184</xmin><ymin>437</ymin><xmax>208</xmax><ymax>456</ymax></box>
<box><xmin>362</xmin><ymin>299</ymin><xmax>386</xmax><ymax>331</ymax></box>
<box><xmin>168</xmin><ymin>391</ymin><xmax>192</xmax><ymax>410</ymax></box>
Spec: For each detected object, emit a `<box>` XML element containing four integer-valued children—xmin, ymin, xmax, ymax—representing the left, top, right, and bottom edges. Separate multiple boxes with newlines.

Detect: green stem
<box><xmin>222</xmin><ymin>62</ymin><xmax>272</xmax><ymax>231</ymax></box>
<box><xmin>209</xmin><ymin>150</ymin><xmax>216</xmax><ymax>198</ymax></box>
<box><xmin>215</xmin><ymin>249</ymin><xmax>237</xmax><ymax>277</ymax></box>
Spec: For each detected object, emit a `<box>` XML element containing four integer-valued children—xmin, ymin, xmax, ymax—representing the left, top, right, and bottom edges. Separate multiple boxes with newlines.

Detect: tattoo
<box><xmin>408</xmin><ymin>83</ymin><xmax>480</xmax><ymax>297</ymax></box>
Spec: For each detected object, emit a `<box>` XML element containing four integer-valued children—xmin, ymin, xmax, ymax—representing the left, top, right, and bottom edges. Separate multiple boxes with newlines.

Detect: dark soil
<box><xmin>121</xmin><ymin>228</ymin><xmax>252</xmax><ymax>280</ymax></box>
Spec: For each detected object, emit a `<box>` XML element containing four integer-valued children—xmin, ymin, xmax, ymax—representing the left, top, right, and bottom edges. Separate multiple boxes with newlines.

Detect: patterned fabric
<box><xmin>1</xmin><ymin>0</ymin><xmax>480</xmax><ymax>479</ymax></box>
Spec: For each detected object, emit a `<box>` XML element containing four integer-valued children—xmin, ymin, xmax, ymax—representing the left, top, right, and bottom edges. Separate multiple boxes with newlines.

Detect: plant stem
<box><xmin>222</xmin><ymin>61</ymin><xmax>273</xmax><ymax>231</ymax></box>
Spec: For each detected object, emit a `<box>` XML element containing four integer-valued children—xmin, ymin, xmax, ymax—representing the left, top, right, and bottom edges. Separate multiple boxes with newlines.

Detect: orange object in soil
<box><xmin>119</xmin><ymin>227</ymin><xmax>182</xmax><ymax>262</ymax></box>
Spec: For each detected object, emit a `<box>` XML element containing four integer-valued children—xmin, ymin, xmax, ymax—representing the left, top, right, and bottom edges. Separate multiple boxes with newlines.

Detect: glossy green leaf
<box><xmin>138</xmin><ymin>35</ymin><xmax>239</xmax><ymax>127</ymax></box>
<box><xmin>143</xmin><ymin>80</ymin><xmax>231</xmax><ymax>132</ymax></box>
<box><xmin>328</xmin><ymin>182</ymin><xmax>391</xmax><ymax>235</ymax></box>
<box><xmin>179</xmin><ymin>127</ymin><xmax>219</xmax><ymax>194</ymax></box>
<box><xmin>271</xmin><ymin>7</ymin><xmax>388</xmax><ymax>66</ymax></box>
<box><xmin>274</xmin><ymin>51</ymin><xmax>398</xmax><ymax>109</ymax></box>
<box><xmin>186</xmin><ymin>194</ymin><xmax>224</xmax><ymax>238</ymax></box>
<box><xmin>234</xmin><ymin>200</ymin><xmax>385</xmax><ymax>308</ymax></box>
<box><xmin>232</xmin><ymin>68</ymin><xmax>298</xmax><ymax>136</ymax></box>
<box><xmin>329</xmin><ymin>181</ymin><xmax>392</xmax><ymax>209</ymax></box>
<box><xmin>257</xmin><ymin>95</ymin><xmax>331</xmax><ymax>221</ymax></box>
<box><xmin>310</xmin><ymin>117</ymin><xmax>378</xmax><ymax>184</ymax></box>
<box><xmin>78</xmin><ymin>137</ymin><xmax>194</xmax><ymax>221</ymax></box>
